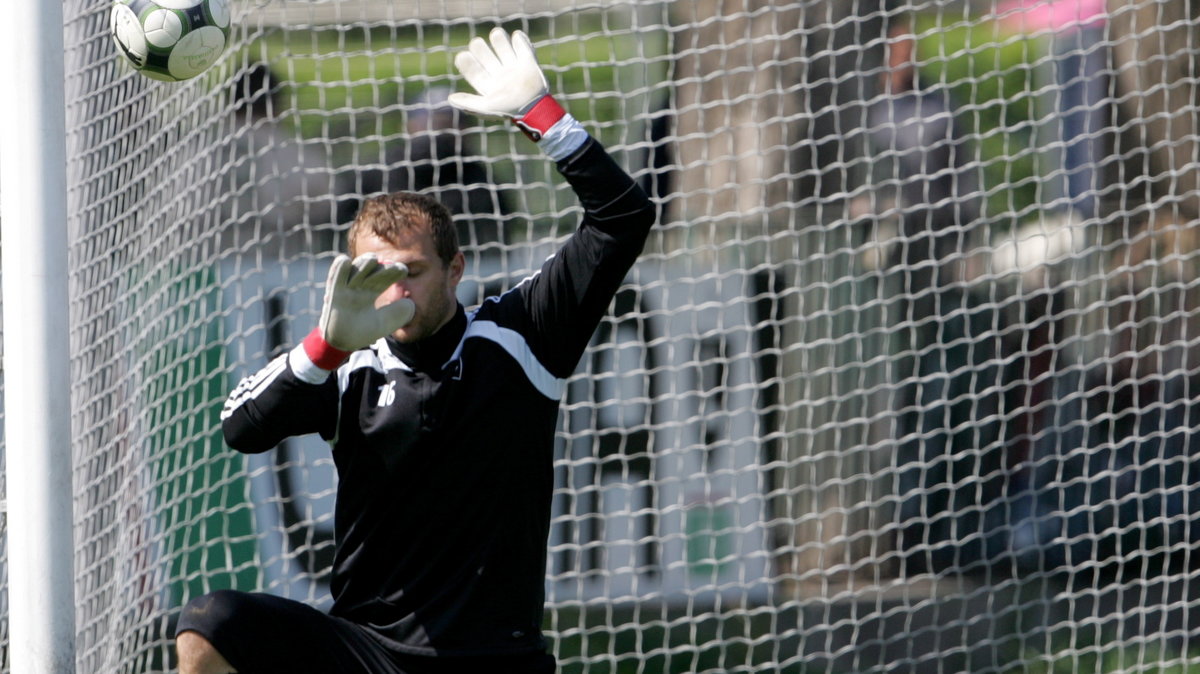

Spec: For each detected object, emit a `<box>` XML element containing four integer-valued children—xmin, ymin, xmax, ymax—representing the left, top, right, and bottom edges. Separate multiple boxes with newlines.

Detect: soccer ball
<box><xmin>110</xmin><ymin>0</ymin><xmax>231</xmax><ymax>82</ymax></box>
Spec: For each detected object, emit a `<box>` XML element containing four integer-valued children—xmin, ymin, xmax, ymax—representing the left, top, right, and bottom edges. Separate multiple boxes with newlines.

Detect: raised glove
<box><xmin>303</xmin><ymin>253</ymin><xmax>415</xmax><ymax>369</ymax></box>
<box><xmin>449</xmin><ymin>27</ymin><xmax>574</xmax><ymax>145</ymax></box>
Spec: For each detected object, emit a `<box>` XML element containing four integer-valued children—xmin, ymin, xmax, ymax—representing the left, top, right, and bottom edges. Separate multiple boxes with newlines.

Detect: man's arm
<box><xmin>222</xmin><ymin>254</ymin><xmax>417</xmax><ymax>451</ymax></box>
<box><xmin>449</xmin><ymin>28</ymin><xmax>656</xmax><ymax>376</ymax></box>
<box><xmin>517</xmin><ymin>138</ymin><xmax>655</xmax><ymax>376</ymax></box>
<box><xmin>220</xmin><ymin>349</ymin><xmax>340</xmax><ymax>452</ymax></box>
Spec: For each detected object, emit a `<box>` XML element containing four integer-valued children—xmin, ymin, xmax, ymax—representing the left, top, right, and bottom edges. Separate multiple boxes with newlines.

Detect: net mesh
<box><xmin>10</xmin><ymin>0</ymin><xmax>1199</xmax><ymax>670</ymax></box>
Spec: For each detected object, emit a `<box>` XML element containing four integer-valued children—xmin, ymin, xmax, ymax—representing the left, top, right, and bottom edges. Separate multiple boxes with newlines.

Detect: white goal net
<box><xmin>5</xmin><ymin>0</ymin><xmax>1200</xmax><ymax>671</ymax></box>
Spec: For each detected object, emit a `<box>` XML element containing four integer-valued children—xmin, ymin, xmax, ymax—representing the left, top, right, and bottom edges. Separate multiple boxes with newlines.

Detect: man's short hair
<box><xmin>348</xmin><ymin>192</ymin><xmax>459</xmax><ymax>265</ymax></box>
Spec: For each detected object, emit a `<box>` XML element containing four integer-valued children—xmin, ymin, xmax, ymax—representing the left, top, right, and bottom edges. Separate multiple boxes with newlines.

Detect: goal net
<box><xmin>9</xmin><ymin>0</ymin><xmax>1200</xmax><ymax>670</ymax></box>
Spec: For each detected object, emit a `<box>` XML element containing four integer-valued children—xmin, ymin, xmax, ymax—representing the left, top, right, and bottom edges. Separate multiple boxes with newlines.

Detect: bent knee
<box><xmin>177</xmin><ymin>590</ymin><xmax>248</xmax><ymax>635</ymax></box>
<box><xmin>176</xmin><ymin>593</ymin><xmax>252</xmax><ymax>673</ymax></box>
<box><xmin>176</xmin><ymin>629</ymin><xmax>236</xmax><ymax>673</ymax></box>
<box><xmin>176</xmin><ymin>629</ymin><xmax>214</xmax><ymax>653</ymax></box>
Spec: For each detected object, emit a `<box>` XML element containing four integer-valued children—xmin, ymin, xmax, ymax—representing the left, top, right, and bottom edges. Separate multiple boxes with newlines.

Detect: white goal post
<box><xmin>0</xmin><ymin>1</ymin><xmax>76</xmax><ymax>672</ymax></box>
<box><xmin>4</xmin><ymin>0</ymin><xmax>1200</xmax><ymax>672</ymax></box>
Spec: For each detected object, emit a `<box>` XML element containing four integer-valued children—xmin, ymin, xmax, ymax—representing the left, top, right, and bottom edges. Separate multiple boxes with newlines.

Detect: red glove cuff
<box><xmin>515</xmin><ymin>95</ymin><xmax>566</xmax><ymax>142</ymax></box>
<box><xmin>303</xmin><ymin>328</ymin><xmax>352</xmax><ymax>370</ymax></box>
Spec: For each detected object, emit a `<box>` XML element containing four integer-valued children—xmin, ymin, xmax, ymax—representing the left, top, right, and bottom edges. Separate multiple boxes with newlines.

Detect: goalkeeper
<box><xmin>175</xmin><ymin>28</ymin><xmax>654</xmax><ymax>674</ymax></box>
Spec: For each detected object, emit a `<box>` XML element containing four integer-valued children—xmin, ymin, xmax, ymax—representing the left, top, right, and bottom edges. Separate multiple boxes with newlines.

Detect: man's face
<box><xmin>353</xmin><ymin>227</ymin><xmax>464</xmax><ymax>343</ymax></box>
<box><xmin>884</xmin><ymin>30</ymin><xmax>916</xmax><ymax>93</ymax></box>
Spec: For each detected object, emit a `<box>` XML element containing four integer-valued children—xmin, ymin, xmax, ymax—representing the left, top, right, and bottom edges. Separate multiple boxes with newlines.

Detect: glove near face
<box><xmin>303</xmin><ymin>253</ymin><xmax>416</xmax><ymax>369</ymax></box>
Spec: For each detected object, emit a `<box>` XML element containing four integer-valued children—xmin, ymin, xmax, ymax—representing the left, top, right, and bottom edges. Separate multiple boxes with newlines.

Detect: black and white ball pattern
<box><xmin>110</xmin><ymin>0</ymin><xmax>231</xmax><ymax>82</ymax></box>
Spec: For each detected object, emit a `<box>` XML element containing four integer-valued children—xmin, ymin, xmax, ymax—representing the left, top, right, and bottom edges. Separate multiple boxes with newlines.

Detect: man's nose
<box><xmin>389</xmin><ymin>279</ymin><xmax>410</xmax><ymax>298</ymax></box>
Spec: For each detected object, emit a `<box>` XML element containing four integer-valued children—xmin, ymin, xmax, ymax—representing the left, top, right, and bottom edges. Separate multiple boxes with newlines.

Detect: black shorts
<box><xmin>176</xmin><ymin>590</ymin><xmax>557</xmax><ymax>674</ymax></box>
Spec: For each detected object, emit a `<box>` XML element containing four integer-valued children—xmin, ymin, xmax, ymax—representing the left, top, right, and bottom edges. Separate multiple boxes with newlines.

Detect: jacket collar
<box><xmin>386</xmin><ymin>304</ymin><xmax>467</xmax><ymax>372</ymax></box>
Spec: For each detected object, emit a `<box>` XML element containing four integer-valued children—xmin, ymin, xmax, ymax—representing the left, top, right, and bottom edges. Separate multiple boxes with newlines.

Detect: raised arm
<box><xmin>221</xmin><ymin>255</ymin><xmax>416</xmax><ymax>452</ymax></box>
<box><xmin>449</xmin><ymin>28</ymin><xmax>656</xmax><ymax>377</ymax></box>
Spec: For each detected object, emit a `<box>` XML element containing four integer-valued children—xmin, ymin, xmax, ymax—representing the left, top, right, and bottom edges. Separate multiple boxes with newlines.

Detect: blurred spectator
<box><xmin>978</xmin><ymin>215</ymin><xmax>1090</xmax><ymax>569</ymax></box>
<box><xmin>219</xmin><ymin>62</ymin><xmax>352</xmax><ymax>259</ymax></box>
<box><xmin>984</xmin><ymin>1</ymin><xmax>1126</xmax><ymax>575</ymax></box>
<box><xmin>998</xmin><ymin>282</ymin><xmax>1088</xmax><ymax>570</ymax></box>
<box><xmin>356</xmin><ymin>85</ymin><xmax>513</xmax><ymax>253</ymax></box>
<box><xmin>856</xmin><ymin>16</ymin><xmax>980</xmax><ymax>290</ymax></box>
<box><xmin>856</xmin><ymin>16</ymin><xmax>1009</xmax><ymax>573</ymax></box>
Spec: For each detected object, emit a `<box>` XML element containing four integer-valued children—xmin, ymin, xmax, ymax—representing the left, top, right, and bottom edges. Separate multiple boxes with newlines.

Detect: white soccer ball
<box><xmin>110</xmin><ymin>0</ymin><xmax>232</xmax><ymax>82</ymax></box>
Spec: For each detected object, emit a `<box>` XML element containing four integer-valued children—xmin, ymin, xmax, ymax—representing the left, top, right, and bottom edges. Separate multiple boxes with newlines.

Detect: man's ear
<box><xmin>448</xmin><ymin>251</ymin><xmax>466</xmax><ymax>286</ymax></box>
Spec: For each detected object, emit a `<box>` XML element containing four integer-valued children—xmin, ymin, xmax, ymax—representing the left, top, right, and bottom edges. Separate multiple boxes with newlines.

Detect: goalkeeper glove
<box><xmin>302</xmin><ymin>254</ymin><xmax>415</xmax><ymax>370</ymax></box>
<box><xmin>449</xmin><ymin>27</ymin><xmax>588</xmax><ymax>160</ymax></box>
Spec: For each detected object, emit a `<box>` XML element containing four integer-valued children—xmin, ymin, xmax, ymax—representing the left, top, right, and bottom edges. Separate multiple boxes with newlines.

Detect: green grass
<box><xmin>547</xmin><ymin>604</ymin><xmax>813</xmax><ymax>674</ymax></box>
<box><xmin>1009</xmin><ymin>639</ymin><xmax>1200</xmax><ymax>674</ymax></box>
<box><xmin>230</xmin><ymin>18</ymin><xmax>653</xmax><ymax>147</ymax></box>
<box><xmin>213</xmin><ymin>17</ymin><xmax>664</xmax><ymax>238</ymax></box>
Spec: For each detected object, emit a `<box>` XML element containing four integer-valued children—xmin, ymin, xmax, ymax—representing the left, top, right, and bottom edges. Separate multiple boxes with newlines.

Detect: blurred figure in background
<box><xmin>856</xmin><ymin>15</ymin><xmax>979</xmax><ymax>290</ymax></box>
<box><xmin>221</xmin><ymin>62</ymin><xmax>354</xmax><ymax>259</ymax></box>
<box><xmin>357</xmin><ymin>85</ymin><xmax>513</xmax><ymax>255</ymax></box>
<box><xmin>855</xmin><ymin>15</ymin><xmax>1007</xmax><ymax>574</ymax></box>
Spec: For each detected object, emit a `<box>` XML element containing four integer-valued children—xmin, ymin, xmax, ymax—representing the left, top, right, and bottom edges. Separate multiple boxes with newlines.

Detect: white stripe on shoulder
<box><xmin>335</xmin><ymin>338</ymin><xmax>411</xmax><ymax>393</ymax></box>
<box><xmin>221</xmin><ymin>353</ymin><xmax>288</xmax><ymax>420</ymax></box>
<box><xmin>479</xmin><ymin>261</ymin><xmax>550</xmax><ymax>310</ymax></box>
<box><xmin>462</xmin><ymin>319</ymin><xmax>565</xmax><ymax>400</ymax></box>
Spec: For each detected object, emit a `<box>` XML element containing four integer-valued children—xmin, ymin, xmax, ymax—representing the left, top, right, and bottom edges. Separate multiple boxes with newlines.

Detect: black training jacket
<box><xmin>221</xmin><ymin>137</ymin><xmax>655</xmax><ymax>657</ymax></box>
